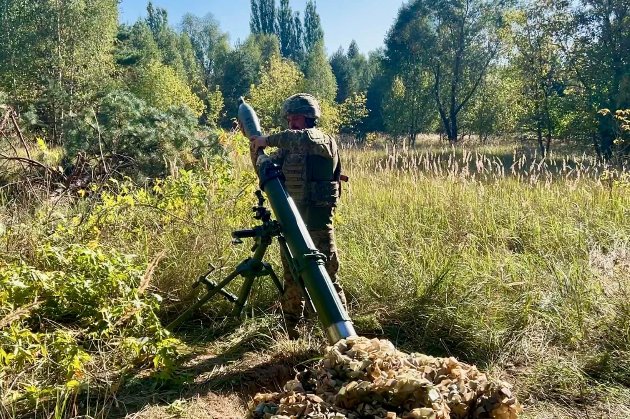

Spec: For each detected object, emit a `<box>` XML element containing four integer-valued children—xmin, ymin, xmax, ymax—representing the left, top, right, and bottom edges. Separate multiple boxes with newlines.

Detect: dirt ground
<box><xmin>106</xmin><ymin>327</ymin><xmax>630</xmax><ymax>419</ymax></box>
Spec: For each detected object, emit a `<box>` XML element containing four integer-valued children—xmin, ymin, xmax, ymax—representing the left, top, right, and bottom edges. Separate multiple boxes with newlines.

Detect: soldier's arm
<box><xmin>266</xmin><ymin>130</ymin><xmax>309</xmax><ymax>151</ymax></box>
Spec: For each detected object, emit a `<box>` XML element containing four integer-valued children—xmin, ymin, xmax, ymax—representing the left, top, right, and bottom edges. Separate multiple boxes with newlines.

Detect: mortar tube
<box><xmin>257</xmin><ymin>155</ymin><xmax>356</xmax><ymax>344</ymax></box>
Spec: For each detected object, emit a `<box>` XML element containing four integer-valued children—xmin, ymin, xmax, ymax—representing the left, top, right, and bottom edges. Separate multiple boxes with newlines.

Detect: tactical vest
<box><xmin>282</xmin><ymin>128</ymin><xmax>340</xmax><ymax>207</ymax></box>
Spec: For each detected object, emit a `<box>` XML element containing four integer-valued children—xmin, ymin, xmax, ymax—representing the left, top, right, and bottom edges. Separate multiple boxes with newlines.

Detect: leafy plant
<box><xmin>0</xmin><ymin>243</ymin><xmax>181</xmax><ymax>415</ymax></box>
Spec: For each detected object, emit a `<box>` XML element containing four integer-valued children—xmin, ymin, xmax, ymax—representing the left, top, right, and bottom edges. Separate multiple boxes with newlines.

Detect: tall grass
<box><xmin>336</xmin><ymin>146</ymin><xmax>629</xmax><ymax>413</ymax></box>
<box><xmin>1</xmin><ymin>140</ymin><xmax>629</xmax><ymax>417</ymax></box>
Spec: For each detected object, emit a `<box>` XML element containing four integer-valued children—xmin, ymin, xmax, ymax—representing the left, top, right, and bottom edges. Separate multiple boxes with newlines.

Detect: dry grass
<box><xmin>1</xmin><ymin>137</ymin><xmax>629</xmax><ymax>418</ymax></box>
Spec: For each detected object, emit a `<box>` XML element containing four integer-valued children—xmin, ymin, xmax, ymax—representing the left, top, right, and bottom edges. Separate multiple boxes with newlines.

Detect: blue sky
<box><xmin>119</xmin><ymin>0</ymin><xmax>404</xmax><ymax>54</ymax></box>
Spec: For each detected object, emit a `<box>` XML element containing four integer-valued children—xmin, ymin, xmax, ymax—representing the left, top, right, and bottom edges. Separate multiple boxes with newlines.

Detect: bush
<box><xmin>64</xmin><ymin>90</ymin><xmax>202</xmax><ymax>179</ymax></box>
<box><xmin>0</xmin><ymin>244</ymin><xmax>180</xmax><ymax>414</ymax></box>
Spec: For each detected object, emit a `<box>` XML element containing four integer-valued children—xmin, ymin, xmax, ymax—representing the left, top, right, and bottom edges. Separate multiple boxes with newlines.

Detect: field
<box><xmin>1</xmin><ymin>135</ymin><xmax>629</xmax><ymax>418</ymax></box>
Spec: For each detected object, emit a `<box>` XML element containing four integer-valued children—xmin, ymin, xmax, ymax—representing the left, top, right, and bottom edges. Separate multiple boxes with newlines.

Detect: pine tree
<box><xmin>347</xmin><ymin>40</ymin><xmax>360</xmax><ymax>59</ymax></box>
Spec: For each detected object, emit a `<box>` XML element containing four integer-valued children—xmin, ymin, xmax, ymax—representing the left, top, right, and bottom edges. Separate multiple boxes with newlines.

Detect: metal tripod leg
<box><xmin>168</xmin><ymin>232</ymin><xmax>288</xmax><ymax>329</ymax></box>
<box><xmin>167</xmin><ymin>259</ymin><xmax>254</xmax><ymax>330</ymax></box>
<box><xmin>262</xmin><ymin>261</ymin><xmax>284</xmax><ymax>294</ymax></box>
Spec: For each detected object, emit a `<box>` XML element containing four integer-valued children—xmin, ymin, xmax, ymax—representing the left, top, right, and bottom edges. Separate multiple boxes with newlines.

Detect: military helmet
<box><xmin>281</xmin><ymin>93</ymin><xmax>321</xmax><ymax>119</ymax></box>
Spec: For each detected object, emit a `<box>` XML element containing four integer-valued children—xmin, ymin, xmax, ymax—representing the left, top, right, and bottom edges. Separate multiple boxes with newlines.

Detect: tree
<box><xmin>146</xmin><ymin>1</ymin><xmax>168</xmax><ymax>39</ymax></box>
<box><xmin>292</xmin><ymin>11</ymin><xmax>305</xmax><ymax>63</ymax></box>
<box><xmin>563</xmin><ymin>0</ymin><xmax>630</xmax><ymax>156</ymax></box>
<box><xmin>347</xmin><ymin>40</ymin><xmax>360</xmax><ymax>60</ymax></box>
<box><xmin>218</xmin><ymin>43</ymin><xmax>262</xmax><ymax>125</ymax></box>
<box><xmin>180</xmin><ymin>13</ymin><xmax>230</xmax><ymax>88</ymax></box>
<box><xmin>382</xmin><ymin>69</ymin><xmax>435</xmax><ymax>145</ymax></box>
<box><xmin>385</xmin><ymin>0</ymin><xmax>508</xmax><ymax>143</ymax></box>
<box><xmin>466</xmin><ymin>66</ymin><xmax>524</xmax><ymax>143</ymax></box>
<box><xmin>330</xmin><ymin>42</ymin><xmax>374</xmax><ymax>104</ymax></box>
<box><xmin>338</xmin><ymin>92</ymin><xmax>369</xmax><ymax>137</ymax></box>
<box><xmin>303</xmin><ymin>41</ymin><xmax>337</xmax><ymax>102</ymax></box>
<box><xmin>205</xmin><ymin>86</ymin><xmax>224</xmax><ymax>128</ymax></box>
<box><xmin>382</xmin><ymin>76</ymin><xmax>409</xmax><ymax>140</ymax></box>
<box><xmin>250</xmin><ymin>0</ymin><xmax>277</xmax><ymax>35</ymax></box>
<box><xmin>0</xmin><ymin>0</ymin><xmax>118</xmax><ymax>143</ymax></box>
<box><xmin>363</xmin><ymin>49</ymin><xmax>388</xmax><ymax>133</ymax></box>
<box><xmin>509</xmin><ymin>3</ymin><xmax>565</xmax><ymax>155</ymax></box>
<box><xmin>115</xmin><ymin>22</ymin><xmax>161</xmax><ymax>68</ymax></box>
<box><xmin>64</xmin><ymin>91</ymin><xmax>199</xmax><ymax>179</ymax></box>
<box><xmin>145</xmin><ymin>4</ymin><xmax>187</xmax><ymax>78</ymax></box>
<box><xmin>248</xmin><ymin>56</ymin><xmax>305</xmax><ymax>131</ymax></box>
<box><xmin>304</xmin><ymin>0</ymin><xmax>324</xmax><ymax>51</ymax></box>
<box><xmin>330</xmin><ymin>48</ymin><xmax>353</xmax><ymax>103</ymax></box>
<box><xmin>130</xmin><ymin>60</ymin><xmax>204</xmax><ymax>117</ymax></box>
<box><xmin>244</xmin><ymin>33</ymin><xmax>281</xmax><ymax>66</ymax></box>
<box><xmin>273</xmin><ymin>0</ymin><xmax>305</xmax><ymax>62</ymax></box>
<box><xmin>180</xmin><ymin>13</ymin><xmax>230</xmax><ymax>124</ymax></box>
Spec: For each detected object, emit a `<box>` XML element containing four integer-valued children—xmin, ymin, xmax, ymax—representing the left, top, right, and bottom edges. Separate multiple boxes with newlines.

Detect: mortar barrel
<box><xmin>256</xmin><ymin>155</ymin><xmax>356</xmax><ymax>344</ymax></box>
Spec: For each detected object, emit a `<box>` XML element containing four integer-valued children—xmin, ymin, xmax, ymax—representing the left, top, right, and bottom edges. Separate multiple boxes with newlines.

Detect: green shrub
<box><xmin>64</xmin><ymin>90</ymin><xmax>202</xmax><ymax>179</ymax></box>
<box><xmin>0</xmin><ymin>244</ymin><xmax>180</xmax><ymax>414</ymax></box>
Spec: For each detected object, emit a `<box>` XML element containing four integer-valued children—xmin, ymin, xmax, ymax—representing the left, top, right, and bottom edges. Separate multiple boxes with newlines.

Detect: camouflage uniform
<box><xmin>267</xmin><ymin>127</ymin><xmax>347</xmax><ymax>327</ymax></box>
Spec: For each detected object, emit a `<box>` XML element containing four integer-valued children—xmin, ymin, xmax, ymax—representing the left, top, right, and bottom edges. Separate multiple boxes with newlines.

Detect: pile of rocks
<box><xmin>249</xmin><ymin>336</ymin><xmax>522</xmax><ymax>419</ymax></box>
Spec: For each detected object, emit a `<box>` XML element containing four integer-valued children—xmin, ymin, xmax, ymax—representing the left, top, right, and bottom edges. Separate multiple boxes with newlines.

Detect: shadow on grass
<box><xmin>105</xmin><ymin>316</ymin><xmax>320</xmax><ymax>418</ymax></box>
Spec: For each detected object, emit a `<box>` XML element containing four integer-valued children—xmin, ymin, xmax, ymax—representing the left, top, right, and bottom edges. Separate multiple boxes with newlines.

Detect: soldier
<box><xmin>249</xmin><ymin>93</ymin><xmax>347</xmax><ymax>336</ymax></box>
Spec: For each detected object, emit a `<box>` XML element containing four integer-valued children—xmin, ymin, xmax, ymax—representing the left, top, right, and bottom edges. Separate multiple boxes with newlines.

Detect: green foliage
<box><xmin>116</xmin><ymin>22</ymin><xmax>162</xmax><ymax>68</ymax></box>
<box><xmin>180</xmin><ymin>13</ymin><xmax>230</xmax><ymax>88</ymax></box>
<box><xmin>303</xmin><ymin>0</ymin><xmax>324</xmax><ymax>51</ymax></box>
<box><xmin>317</xmin><ymin>99</ymin><xmax>342</xmax><ymax>135</ymax></box>
<box><xmin>131</xmin><ymin>59</ymin><xmax>205</xmax><ymax>117</ymax></box>
<box><xmin>382</xmin><ymin>76</ymin><xmax>408</xmax><ymax>138</ymax></box>
<box><xmin>249</xmin><ymin>56</ymin><xmax>305</xmax><ymax>131</ymax></box>
<box><xmin>507</xmin><ymin>4</ymin><xmax>566</xmax><ymax>154</ymax></box>
<box><xmin>0</xmin><ymin>0</ymin><xmax>118</xmax><ymax>143</ymax></box>
<box><xmin>205</xmin><ymin>86</ymin><xmax>225</xmax><ymax>128</ymax></box>
<box><xmin>276</xmin><ymin>0</ymin><xmax>304</xmax><ymax>62</ymax></box>
<box><xmin>250</xmin><ymin>0</ymin><xmax>277</xmax><ymax>35</ymax></box>
<box><xmin>0</xmin><ymin>244</ymin><xmax>179</xmax><ymax>413</ymax></box>
<box><xmin>218</xmin><ymin>37</ymin><xmax>276</xmax><ymax>125</ymax></box>
<box><xmin>384</xmin><ymin>0</ymin><xmax>509</xmax><ymax>142</ymax></box>
<box><xmin>330</xmin><ymin>42</ymin><xmax>375</xmax><ymax>104</ymax></box>
<box><xmin>64</xmin><ymin>91</ymin><xmax>200</xmax><ymax>179</ymax></box>
<box><xmin>382</xmin><ymin>70</ymin><xmax>435</xmax><ymax>144</ymax></box>
<box><xmin>465</xmin><ymin>67</ymin><xmax>524</xmax><ymax>142</ymax></box>
<box><xmin>302</xmin><ymin>41</ymin><xmax>337</xmax><ymax>102</ymax></box>
<box><xmin>599</xmin><ymin>108</ymin><xmax>630</xmax><ymax>162</ymax></box>
<box><xmin>338</xmin><ymin>92</ymin><xmax>369</xmax><ymax>136</ymax></box>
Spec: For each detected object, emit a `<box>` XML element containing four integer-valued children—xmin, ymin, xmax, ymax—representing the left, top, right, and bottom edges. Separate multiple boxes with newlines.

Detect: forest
<box><xmin>0</xmin><ymin>0</ymin><xmax>629</xmax><ymax>418</ymax></box>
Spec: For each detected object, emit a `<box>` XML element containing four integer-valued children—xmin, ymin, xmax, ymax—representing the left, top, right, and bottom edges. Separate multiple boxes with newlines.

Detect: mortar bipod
<box><xmin>166</xmin><ymin>190</ymin><xmax>312</xmax><ymax>330</ymax></box>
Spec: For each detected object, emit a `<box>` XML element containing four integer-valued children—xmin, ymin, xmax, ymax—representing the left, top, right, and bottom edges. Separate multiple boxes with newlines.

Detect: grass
<box><xmin>1</xmin><ymin>136</ymin><xmax>629</xmax><ymax>418</ymax></box>
<box><xmin>336</xmin><ymin>144</ymin><xmax>630</xmax><ymax>416</ymax></box>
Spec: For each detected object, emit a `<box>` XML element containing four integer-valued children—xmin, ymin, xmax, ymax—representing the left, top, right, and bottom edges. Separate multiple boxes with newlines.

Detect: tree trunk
<box><xmin>536</xmin><ymin>121</ymin><xmax>544</xmax><ymax>156</ymax></box>
<box><xmin>449</xmin><ymin>112</ymin><xmax>458</xmax><ymax>143</ymax></box>
<box><xmin>545</xmin><ymin>131</ymin><xmax>552</xmax><ymax>157</ymax></box>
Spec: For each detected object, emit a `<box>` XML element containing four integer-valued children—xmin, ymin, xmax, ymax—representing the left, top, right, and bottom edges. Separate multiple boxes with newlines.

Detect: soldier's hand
<box><xmin>250</xmin><ymin>135</ymin><xmax>268</xmax><ymax>152</ymax></box>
